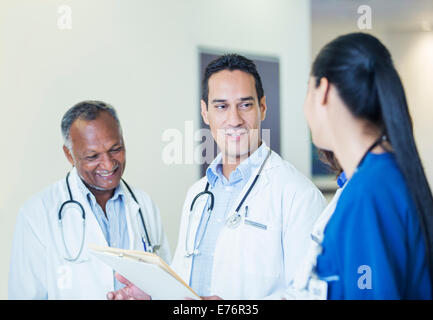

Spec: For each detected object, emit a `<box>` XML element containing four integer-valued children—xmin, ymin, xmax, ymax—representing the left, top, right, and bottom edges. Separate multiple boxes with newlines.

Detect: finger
<box><xmin>128</xmin><ymin>285</ymin><xmax>151</xmax><ymax>300</ymax></box>
<box><xmin>106</xmin><ymin>292</ymin><xmax>115</xmax><ymax>300</ymax></box>
<box><xmin>114</xmin><ymin>290</ymin><xmax>127</xmax><ymax>300</ymax></box>
<box><xmin>114</xmin><ymin>272</ymin><xmax>132</xmax><ymax>286</ymax></box>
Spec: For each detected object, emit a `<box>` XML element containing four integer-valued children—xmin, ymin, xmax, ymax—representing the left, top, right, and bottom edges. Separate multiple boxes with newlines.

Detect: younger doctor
<box><xmin>8</xmin><ymin>101</ymin><xmax>171</xmax><ymax>299</ymax></box>
<box><xmin>107</xmin><ymin>54</ymin><xmax>326</xmax><ymax>299</ymax></box>
<box><xmin>286</xmin><ymin>33</ymin><xmax>433</xmax><ymax>299</ymax></box>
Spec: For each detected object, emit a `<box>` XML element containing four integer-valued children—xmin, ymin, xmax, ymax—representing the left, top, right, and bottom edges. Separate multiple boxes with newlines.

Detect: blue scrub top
<box><xmin>316</xmin><ymin>152</ymin><xmax>432</xmax><ymax>299</ymax></box>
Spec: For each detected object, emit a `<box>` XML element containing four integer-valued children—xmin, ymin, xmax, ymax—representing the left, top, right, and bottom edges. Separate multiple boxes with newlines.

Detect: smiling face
<box><xmin>201</xmin><ymin>69</ymin><xmax>267</xmax><ymax>164</ymax></box>
<box><xmin>63</xmin><ymin>111</ymin><xmax>126</xmax><ymax>192</ymax></box>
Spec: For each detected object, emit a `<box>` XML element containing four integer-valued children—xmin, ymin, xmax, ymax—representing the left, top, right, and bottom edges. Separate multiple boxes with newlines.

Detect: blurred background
<box><xmin>0</xmin><ymin>0</ymin><xmax>432</xmax><ymax>299</ymax></box>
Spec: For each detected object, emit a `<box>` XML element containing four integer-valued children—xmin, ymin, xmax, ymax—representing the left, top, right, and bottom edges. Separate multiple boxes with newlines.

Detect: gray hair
<box><xmin>61</xmin><ymin>100</ymin><xmax>122</xmax><ymax>150</ymax></box>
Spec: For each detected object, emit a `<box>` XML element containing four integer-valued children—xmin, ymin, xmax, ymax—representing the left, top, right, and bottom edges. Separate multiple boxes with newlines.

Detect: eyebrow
<box><xmin>211</xmin><ymin>96</ymin><xmax>255</xmax><ymax>103</ymax></box>
<box><xmin>83</xmin><ymin>142</ymin><xmax>122</xmax><ymax>155</ymax></box>
<box><xmin>211</xmin><ymin>99</ymin><xmax>227</xmax><ymax>103</ymax></box>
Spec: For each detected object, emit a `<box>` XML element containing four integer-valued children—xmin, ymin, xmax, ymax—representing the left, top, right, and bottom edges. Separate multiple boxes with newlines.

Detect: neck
<box><xmin>221</xmin><ymin>140</ymin><xmax>262</xmax><ymax>180</ymax></box>
<box><xmin>221</xmin><ymin>161</ymin><xmax>240</xmax><ymax>180</ymax></box>
<box><xmin>85</xmin><ymin>183</ymin><xmax>115</xmax><ymax>213</ymax></box>
<box><xmin>332</xmin><ymin>127</ymin><xmax>384</xmax><ymax>180</ymax></box>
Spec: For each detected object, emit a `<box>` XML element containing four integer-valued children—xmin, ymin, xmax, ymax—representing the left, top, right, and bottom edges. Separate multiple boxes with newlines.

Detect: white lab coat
<box><xmin>278</xmin><ymin>186</ymin><xmax>344</xmax><ymax>299</ymax></box>
<box><xmin>8</xmin><ymin>167</ymin><xmax>171</xmax><ymax>300</ymax></box>
<box><xmin>171</xmin><ymin>150</ymin><xmax>327</xmax><ymax>299</ymax></box>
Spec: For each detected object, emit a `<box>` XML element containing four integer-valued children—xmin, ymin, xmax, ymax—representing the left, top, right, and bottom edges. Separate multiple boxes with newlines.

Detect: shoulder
<box><xmin>15</xmin><ymin>178</ymin><xmax>66</xmax><ymax>238</ymax></box>
<box><xmin>184</xmin><ymin>176</ymin><xmax>208</xmax><ymax>198</ymax></box>
<box><xmin>122</xmin><ymin>184</ymin><xmax>158</xmax><ymax>210</ymax></box>
<box><xmin>341</xmin><ymin>153</ymin><xmax>411</xmax><ymax>207</ymax></box>
<box><xmin>19</xmin><ymin>178</ymin><xmax>66</xmax><ymax>218</ymax></box>
<box><xmin>331</xmin><ymin>153</ymin><xmax>415</xmax><ymax>231</ymax></box>
<box><xmin>265</xmin><ymin>151</ymin><xmax>324</xmax><ymax>195</ymax></box>
<box><xmin>262</xmin><ymin>152</ymin><xmax>326</xmax><ymax>220</ymax></box>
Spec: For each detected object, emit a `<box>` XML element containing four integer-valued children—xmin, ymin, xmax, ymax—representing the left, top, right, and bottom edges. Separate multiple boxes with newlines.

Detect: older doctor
<box><xmin>108</xmin><ymin>54</ymin><xmax>326</xmax><ymax>300</ymax></box>
<box><xmin>8</xmin><ymin>101</ymin><xmax>171</xmax><ymax>299</ymax></box>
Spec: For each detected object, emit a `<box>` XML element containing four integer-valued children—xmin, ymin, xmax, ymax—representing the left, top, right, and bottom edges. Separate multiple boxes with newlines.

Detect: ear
<box><xmin>259</xmin><ymin>96</ymin><xmax>267</xmax><ymax>121</ymax></box>
<box><xmin>63</xmin><ymin>145</ymin><xmax>75</xmax><ymax>167</ymax></box>
<box><xmin>318</xmin><ymin>77</ymin><xmax>331</xmax><ymax>106</ymax></box>
<box><xmin>200</xmin><ymin>99</ymin><xmax>210</xmax><ymax>125</ymax></box>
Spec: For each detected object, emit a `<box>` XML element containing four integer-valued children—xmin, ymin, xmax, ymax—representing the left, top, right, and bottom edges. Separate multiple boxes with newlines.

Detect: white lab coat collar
<box><xmin>67</xmin><ymin>167</ymin><xmax>140</xmax><ymax>250</ymax></box>
<box><xmin>67</xmin><ymin>167</ymin><xmax>108</xmax><ymax>248</ymax></box>
<box><xmin>186</xmin><ymin>143</ymin><xmax>272</xmax><ymax>253</ymax></box>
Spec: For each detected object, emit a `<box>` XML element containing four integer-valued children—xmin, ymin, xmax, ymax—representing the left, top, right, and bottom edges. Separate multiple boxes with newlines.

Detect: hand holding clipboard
<box><xmin>88</xmin><ymin>244</ymin><xmax>201</xmax><ymax>300</ymax></box>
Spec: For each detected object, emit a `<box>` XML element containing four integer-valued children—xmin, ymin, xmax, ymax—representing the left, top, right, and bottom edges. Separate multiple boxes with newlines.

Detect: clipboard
<box><xmin>88</xmin><ymin>244</ymin><xmax>201</xmax><ymax>300</ymax></box>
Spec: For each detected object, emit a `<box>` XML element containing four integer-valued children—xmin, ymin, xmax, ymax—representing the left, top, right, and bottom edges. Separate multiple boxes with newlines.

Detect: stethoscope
<box><xmin>58</xmin><ymin>172</ymin><xmax>156</xmax><ymax>262</ymax></box>
<box><xmin>185</xmin><ymin>147</ymin><xmax>272</xmax><ymax>257</ymax></box>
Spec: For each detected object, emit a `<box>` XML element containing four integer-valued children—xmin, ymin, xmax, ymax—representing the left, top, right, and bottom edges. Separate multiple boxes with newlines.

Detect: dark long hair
<box><xmin>312</xmin><ymin>32</ymin><xmax>433</xmax><ymax>286</ymax></box>
<box><xmin>318</xmin><ymin>149</ymin><xmax>343</xmax><ymax>177</ymax></box>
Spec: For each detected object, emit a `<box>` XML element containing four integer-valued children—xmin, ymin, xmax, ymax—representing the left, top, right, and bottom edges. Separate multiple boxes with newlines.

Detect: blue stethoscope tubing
<box><xmin>58</xmin><ymin>172</ymin><xmax>153</xmax><ymax>262</ymax></box>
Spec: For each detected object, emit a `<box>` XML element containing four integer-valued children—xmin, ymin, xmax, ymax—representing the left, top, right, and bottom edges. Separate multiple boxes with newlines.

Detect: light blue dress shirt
<box><xmin>76</xmin><ymin>177</ymin><xmax>129</xmax><ymax>291</ymax></box>
<box><xmin>189</xmin><ymin>143</ymin><xmax>268</xmax><ymax>296</ymax></box>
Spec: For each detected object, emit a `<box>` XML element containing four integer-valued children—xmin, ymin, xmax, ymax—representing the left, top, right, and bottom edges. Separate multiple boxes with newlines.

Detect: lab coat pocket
<box><xmin>240</xmin><ymin>219</ymin><xmax>281</xmax><ymax>277</ymax></box>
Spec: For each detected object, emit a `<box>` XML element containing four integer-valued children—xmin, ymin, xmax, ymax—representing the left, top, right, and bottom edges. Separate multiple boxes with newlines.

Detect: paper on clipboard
<box><xmin>88</xmin><ymin>244</ymin><xmax>201</xmax><ymax>300</ymax></box>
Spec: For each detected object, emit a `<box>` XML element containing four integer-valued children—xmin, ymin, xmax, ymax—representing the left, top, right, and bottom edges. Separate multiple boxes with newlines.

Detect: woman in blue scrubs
<box><xmin>304</xmin><ymin>32</ymin><xmax>433</xmax><ymax>299</ymax></box>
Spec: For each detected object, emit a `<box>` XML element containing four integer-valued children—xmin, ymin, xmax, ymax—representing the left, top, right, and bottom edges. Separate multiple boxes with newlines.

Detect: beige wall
<box><xmin>385</xmin><ymin>31</ymin><xmax>433</xmax><ymax>190</ymax></box>
<box><xmin>0</xmin><ymin>0</ymin><xmax>312</xmax><ymax>298</ymax></box>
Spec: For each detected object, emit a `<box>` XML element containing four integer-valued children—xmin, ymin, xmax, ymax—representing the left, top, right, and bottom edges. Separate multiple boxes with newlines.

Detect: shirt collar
<box><xmin>206</xmin><ymin>142</ymin><xmax>269</xmax><ymax>187</ymax></box>
<box><xmin>337</xmin><ymin>171</ymin><xmax>347</xmax><ymax>188</ymax></box>
<box><xmin>74</xmin><ymin>172</ymin><xmax>124</xmax><ymax>204</ymax></box>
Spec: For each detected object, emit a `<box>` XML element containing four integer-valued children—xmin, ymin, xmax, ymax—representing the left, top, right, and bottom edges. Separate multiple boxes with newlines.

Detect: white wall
<box><xmin>0</xmin><ymin>0</ymin><xmax>312</xmax><ymax>298</ymax></box>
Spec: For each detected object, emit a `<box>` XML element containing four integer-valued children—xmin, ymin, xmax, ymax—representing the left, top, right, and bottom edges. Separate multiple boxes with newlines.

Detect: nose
<box><xmin>226</xmin><ymin>106</ymin><xmax>243</xmax><ymax>127</ymax></box>
<box><xmin>99</xmin><ymin>152</ymin><xmax>116</xmax><ymax>171</ymax></box>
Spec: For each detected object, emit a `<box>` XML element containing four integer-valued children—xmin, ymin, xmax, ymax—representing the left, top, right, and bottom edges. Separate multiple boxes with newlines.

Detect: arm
<box><xmin>106</xmin><ymin>183</ymin><xmax>200</xmax><ymax>300</ymax></box>
<box><xmin>264</xmin><ymin>186</ymin><xmax>326</xmax><ymax>300</ymax></box>
<box><xmin>148</xmin><ymin>196</ymin><xmax>172</xmax><ymax>264</ymax></box>
<box><xmin>8</xmin><ymin>203</ymin><xmax>48</xmax><ymax>299</ymax></box>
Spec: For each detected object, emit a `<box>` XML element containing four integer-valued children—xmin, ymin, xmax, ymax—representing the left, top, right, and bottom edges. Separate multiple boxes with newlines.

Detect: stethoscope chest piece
<box><xmin>226</xmin><ymin>213</ymin><xmax>242</xmax><ymax>229</ymax></box>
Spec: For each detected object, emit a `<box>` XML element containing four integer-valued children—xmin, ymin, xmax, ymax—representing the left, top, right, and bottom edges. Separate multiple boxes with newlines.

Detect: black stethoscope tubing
<box><xmin>190</xmin><ymin>149</ymin><xmax>270</xmax><ymax>215</ymax></box>
<box><xmin>58</xmin><ymin>172</ymin><xmax>153</xmax><ymax>260</ymax></box>
<box><xmin>186</xmin><ymin>148</ymin><xmax>271</xmax><ymax>257</ymax></box>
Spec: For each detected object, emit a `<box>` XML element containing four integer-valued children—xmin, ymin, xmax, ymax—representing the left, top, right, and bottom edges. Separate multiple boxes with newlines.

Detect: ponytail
<box><xmin>374</xmin><ymin>61</ymin><xmax>433</xmax><ymax>285</ymax></box>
